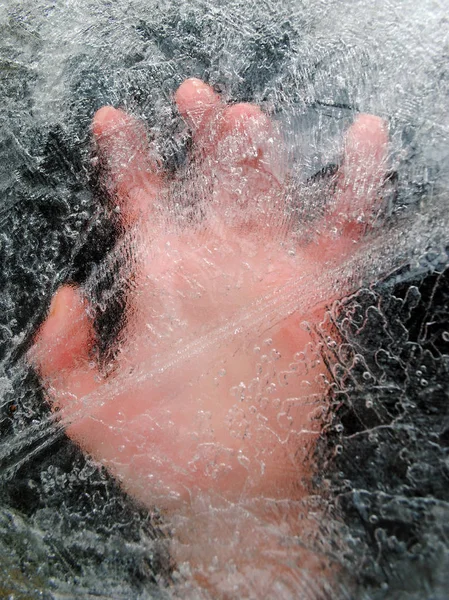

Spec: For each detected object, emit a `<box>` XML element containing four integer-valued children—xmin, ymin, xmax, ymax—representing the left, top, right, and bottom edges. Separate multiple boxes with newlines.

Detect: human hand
<box><xmin>30</xmin><ymin>78</ymin><xmax>388</xmax><ymax>514</ymax></box>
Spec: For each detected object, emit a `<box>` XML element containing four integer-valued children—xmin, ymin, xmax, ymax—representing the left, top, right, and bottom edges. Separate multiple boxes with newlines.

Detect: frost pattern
<box><xmin>0</xmin><ymin>0</ymin><xmax>448</xmax><ymax>598</ymax></box>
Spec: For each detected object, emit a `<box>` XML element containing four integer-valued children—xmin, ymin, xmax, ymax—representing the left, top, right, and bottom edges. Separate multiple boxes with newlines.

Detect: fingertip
<box><xmin>92</xmin><ymin>106</ymin><xmax>126</xmax><ymax>138</ymax></box>
<box><xmin>217</xmin><ymin>104</ymin><xmax>272</xmax><ymax>145</ymax></box>
<box><xmin>322</xmin><ymin>113</ymin><xmax>390</xmax><ymax>244</ymax></box>
<box><xmin>345</xmin><ymin>113</ymin><xmax>389</xmax><ymax>160</ymax></box>
<box><xmin>340</xmin><ymin>112</ymin><xmax>390</xmax><ymax>191</ymax></box>
<box><xmin>32</xmin><ymin>285</ymin><xmax>93</xmax><ymax>379</ymax></box>
<box><xmin>175</xmin><ymin>78</ymin><xmax>221</xmax><ymax>130</ymax></box>
<box><xmin>91</xmin><ymin>104</ymin><xmax>162</xmax><ymax>224</ymax></box>
<box><xmin>174</xmin><ymin>78</ymin><xmax>204</xmax><ymax>106</ymax></box>
<box><xmin>38</xmin><ymin>285</ymin><xmax>83</xmax><ymax>347</ymax></box>
<box><xmin>353</xmin><ymin>113</ymin><xmax>388</xmax><ymax>132</ymax></box>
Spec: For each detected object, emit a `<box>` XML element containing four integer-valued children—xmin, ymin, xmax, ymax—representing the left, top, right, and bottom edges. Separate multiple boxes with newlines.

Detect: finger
<box><xmin>330</xmin><ymin>114</ymin><xmax>389</xmax><ymax>238</ymax></box>
<box><xmin>92</xmin><ymin>106</ymin><xmax>162</xmax><ymax>226</ymax></box>
<box><xmin>174</xmin><ymin>77</ymin><xmax>221</xmax><ymax>145</ymax></box>
<box><xmin>206</xmin><ymin>102</ymin><xmax>287</xmax><ymax>233</ymax></box>
<box><xmin>175</xmin><ymin>79</ymin><xmax>286</xmax><ymax>231</ymax></box>
<box><xmin>216</xmin><ymin>102</ymin><xmax>285</xmax><ymax>186</ymax></box>
<box><xmin>29</xmin><ymin>284</ymin><xmax>102</xmax><ymax>425</ymax></box>
<box><xmin>30</xmin><ymin>285</ymin><xmax>93</xmax><ymax>378</ymax></box>
<box><xmin>175</xmin><ymin>79</ymin><xmax>284</xmax><ymax>183</ymax></box>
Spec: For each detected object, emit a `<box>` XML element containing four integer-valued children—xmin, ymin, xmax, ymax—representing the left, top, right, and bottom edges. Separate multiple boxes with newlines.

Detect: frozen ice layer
<box><xmin>0</xmin><ymin>0</ymin><xmax>448</xmax><ymax>599</ymax></box>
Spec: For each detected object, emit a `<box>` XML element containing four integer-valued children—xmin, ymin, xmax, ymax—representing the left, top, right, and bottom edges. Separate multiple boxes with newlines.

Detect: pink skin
<box><xmin>29</xmin><ymin>79</ymin><xmax>387</xmax><ymax>571</ymax></box>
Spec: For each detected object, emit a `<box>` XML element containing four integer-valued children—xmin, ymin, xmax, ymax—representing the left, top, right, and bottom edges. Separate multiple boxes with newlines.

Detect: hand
<box><xmin>30</xmin><ymin>78</ymin><xmax>387</xmax><ymax>513</ymax></box>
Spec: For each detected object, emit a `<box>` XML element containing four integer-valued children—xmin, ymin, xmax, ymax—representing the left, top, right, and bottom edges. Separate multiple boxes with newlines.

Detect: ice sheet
<box><xmin>1</xmin><ymin>1</ymin><xmax>448</xmax><ymax>598</ymax></box>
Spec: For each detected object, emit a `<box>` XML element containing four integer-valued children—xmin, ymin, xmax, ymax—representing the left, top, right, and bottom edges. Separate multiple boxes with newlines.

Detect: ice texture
<box><xmin>0</xmin><ymin>0</ymin><xmax>449</xmax><ymax>598</ymax></box>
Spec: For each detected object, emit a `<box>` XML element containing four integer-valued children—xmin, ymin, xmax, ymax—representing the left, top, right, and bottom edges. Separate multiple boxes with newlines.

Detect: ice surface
<box><xmin>1</xmin><ymin>0</ymin><xmax>449</xmax><ymax>598</ymax></box>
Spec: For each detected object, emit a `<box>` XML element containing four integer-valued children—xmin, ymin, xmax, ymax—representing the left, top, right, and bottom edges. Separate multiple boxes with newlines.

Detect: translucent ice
<box><xmin>0</xmin><ymin>1</ymin><xmax>448</xmax><ymax>598</ymax></box>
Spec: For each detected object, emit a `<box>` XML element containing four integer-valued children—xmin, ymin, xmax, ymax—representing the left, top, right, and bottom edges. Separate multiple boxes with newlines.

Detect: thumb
<box><xmin>30</xmin><ymin>284</ymin><xmax>94</xmax><ymax>379</ymax></box>
<box><xmin>29</xmin><ymin>284</ymin><xmax>104</xmax><ymax>430</ymax></box>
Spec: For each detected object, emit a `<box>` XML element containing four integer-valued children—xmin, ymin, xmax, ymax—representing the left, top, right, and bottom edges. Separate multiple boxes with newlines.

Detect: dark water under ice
<box><xmin>0</xmin><ymin>1</ymin><xmax>449</xmax><ymax>598</ymax></box>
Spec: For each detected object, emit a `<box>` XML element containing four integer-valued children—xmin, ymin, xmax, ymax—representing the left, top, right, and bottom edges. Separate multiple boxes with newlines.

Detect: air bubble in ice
<box><xmin>267</xmin><ymin>383</ymin><xmax>277</xmax><ymax>394</ymax></box>
<box><xmin>258</xmin><ymin>397</ymin><xmax>269</xmax><ymax>410</ymax></box>
<box><xmin>237</xmin><ymin>453</ymin><xmax>250</xmax><ymax>470</ymax></box>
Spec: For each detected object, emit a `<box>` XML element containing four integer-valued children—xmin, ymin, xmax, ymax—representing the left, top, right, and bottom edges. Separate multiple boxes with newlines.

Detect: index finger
<box><xmin>92</xmin><ymin>106</ymin><xmax>163</xmax><ymax>227</ymax></box>
<box><xmin>329</xmin><ymin>114</ymin><xmax>389</xmax><ymax>239</ymax></box>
